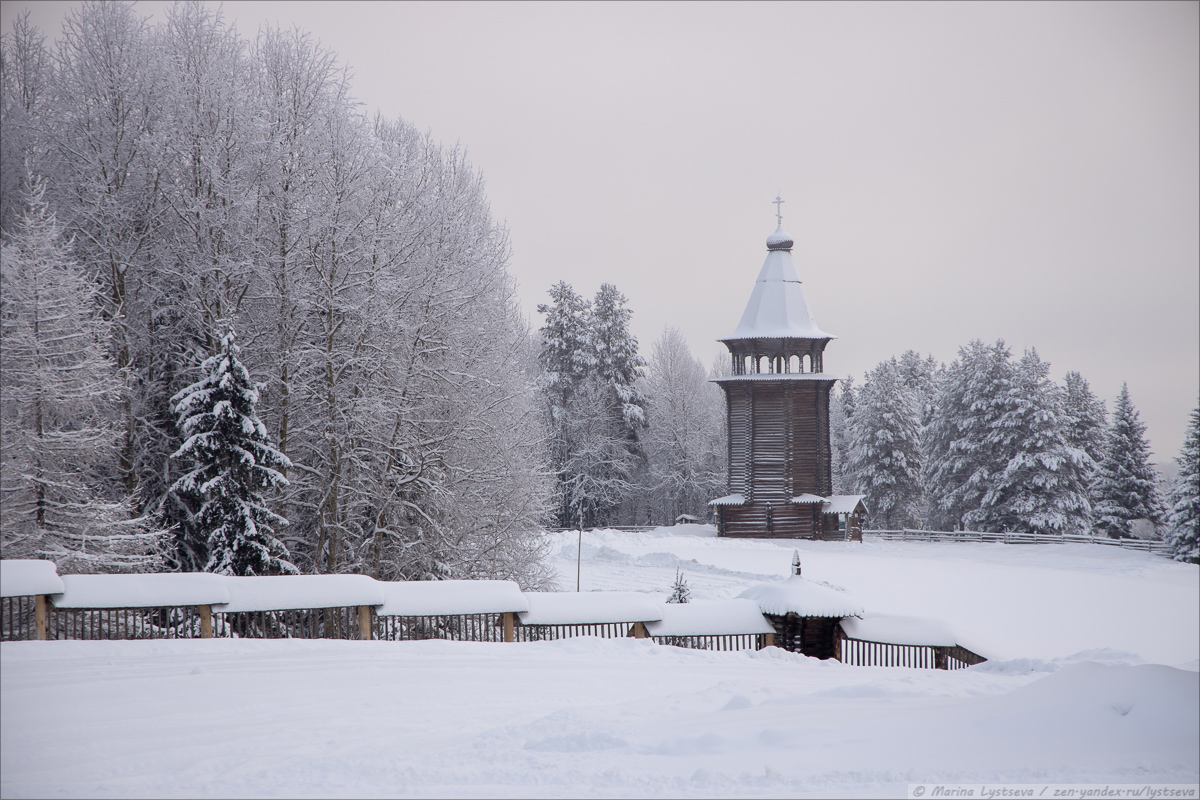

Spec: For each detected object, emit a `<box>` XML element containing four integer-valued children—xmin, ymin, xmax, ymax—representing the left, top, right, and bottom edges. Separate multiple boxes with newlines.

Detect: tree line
<box><xmin>1</xmin><ymin>3</ymin><xmax>552</xmax><ymax>584</ymax></box>
<box><xmin>834</xmin><ymin>342</ymin><xmax>1198</xmax><ymax>561</ymax></box>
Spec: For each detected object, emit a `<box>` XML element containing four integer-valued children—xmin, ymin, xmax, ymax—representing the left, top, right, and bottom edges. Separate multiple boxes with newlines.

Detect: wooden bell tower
<box><xmin>709</xmin><ymin>199</ymin><xmax>842</xmax><ymax>539</ymax></box>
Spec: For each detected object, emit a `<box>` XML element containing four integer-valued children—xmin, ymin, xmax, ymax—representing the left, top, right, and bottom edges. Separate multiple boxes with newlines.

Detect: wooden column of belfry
<box><xmin>710</xmin><ymin>202</ymin><xmax>840</xmax><ymax>539</ymax></box>
<box><xmin>632</xmin><ymin>622</ymin><xmax>647</xmax><ymax>639</ymax></box>
<box><xmin>198</xmin><ymin>605</ymin><xmax>212</xmax><ymax>638</ymax></box>
<box><xmin>358</xmin><ymin>606</ymin><xmax>372</xmax><ymax>640</ymax></box>
<box><xmin>503</xmin><ymin>612</ymin><xmax>515</xmax><ymax>642</ymax></box>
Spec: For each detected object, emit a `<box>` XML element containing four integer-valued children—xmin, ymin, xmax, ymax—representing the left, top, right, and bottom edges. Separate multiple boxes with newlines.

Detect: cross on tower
<box><xmin>773</xmin><ymin>195</ymin><xmax>785</xmax><ymax>224</ymax></box>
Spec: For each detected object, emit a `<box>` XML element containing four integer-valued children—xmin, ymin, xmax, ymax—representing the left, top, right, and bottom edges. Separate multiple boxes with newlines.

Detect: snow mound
<box><xmin>50</xmin><ymin>573</ymin><xmax>229</xmax><ymax>609</ymax></box>
<box><xmin>214</xmin><ymin>575</ymin><xmax>385</xmax><ymax>612</ymax></box>
<box><xmin>738</xmin><ymin>575</ymin><xmax>863</xmax><ymax>618</ymax></box>
<box><xmin>974</xmin><ymin>662</ymin><xmax>1199</xmax><ymax>747</ymax></box>
<box><xmin>1</xmin><ymin>559</ymin><xmax>64</xmax><ymax>598</ymax></box>
<box><xmin>375</xmin><ymin>579</ymin><xmax>528</xmax><ymax>616</ymax></box>
<box><xmin>839</xmin><ymin>613</ymin><xmax>957</xmax><ymax>646</ymax></box>
<box><xmin>645</xmin><ymin>599</ymin><xmax>774</xmax><ymax>637</ymax></box>
<box><xmin>519</xmin><ymin>591</ymin><xmax>662</xmax><ymax>625</ymax></box>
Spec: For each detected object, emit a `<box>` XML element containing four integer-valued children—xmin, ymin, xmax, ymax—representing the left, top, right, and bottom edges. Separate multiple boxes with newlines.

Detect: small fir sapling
<box><xmin>667</xmin><ymin>568</ymin><xmax>691</xmax><ymax>604</ymax></box>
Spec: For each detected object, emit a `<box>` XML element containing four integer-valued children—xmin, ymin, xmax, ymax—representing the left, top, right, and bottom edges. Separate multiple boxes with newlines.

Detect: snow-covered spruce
<box><xmin>844</xmin><ymin>357</ymin><xmax>922</xmax><ymax>529</ymax></box>
<box><xmin>169</xmin><ymin>331</ymin><xmax>297</xmax><ymax>576</ymax></box>
<box><xmin>537</xmin><ymin>282</ymin><xmax>648</xmax><ymax>529</ymax></box>
<box><xmin>972</xmin><ymin>349</ymin><xmax>1092</xmax><ymax>535</ymax></box>
<box><xmin>922</xmin><ymin>340</ymin><xmax>1016</xmax><ymax>531</ymax></box>
<box><xmin>1062</xmin><ymin>371</ymin><xmax>1108</xmax><ymax>487</ymax></box>
<box><xmin>1090</xmin><ymin>384</ymin><xmax>1164</xmax><ymax>539</ymax></box>
<box><xmin>1164</xmin><ymin>402</ymin><xmax>1199</xmax><ymax>562</ymax></box>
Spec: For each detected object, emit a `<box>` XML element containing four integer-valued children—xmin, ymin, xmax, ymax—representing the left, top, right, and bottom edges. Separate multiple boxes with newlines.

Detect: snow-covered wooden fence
<box><xmin>514</xmin><ymin>592</ymin><xmax>662</xmax><ymax>641</ymax></box>
<box><xmin>836</xmin><ymin>614</ymin><xmax>987</xmax><ymax>670</ymax></box>
<box><xmin>373</xmin><ymin>580</ymin><xmax>528</xmax><ymax>642</ymax></box>
<box><xmin>0</xmin><ymin>560</ymin><xmax>63</xmax><ymax>641</ymax></box>
<box><xmin>2</xmin><ymin>561</ymin><xmax>987</xmax><ymax>670</ymax></box>
<box><xmin>865</xmin><ymin>529</ymin><xmax>1172</xmax><ymax>556</ymax></box>
<box><xmin>210</xmin><ymin>576</ymin><xmax>383</xmax><ymax>640</ymax></box>
<box><xmin>645</xmin><ymin>599</ymin><xmax>776</xmax><ymax>651</ymax></box>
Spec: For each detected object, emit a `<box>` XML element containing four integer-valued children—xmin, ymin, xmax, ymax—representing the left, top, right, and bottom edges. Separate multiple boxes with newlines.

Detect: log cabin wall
<box><xmin>718</xmin><ymin>378</ymin><xmax>837</xmax><ymax>539</ymax></box>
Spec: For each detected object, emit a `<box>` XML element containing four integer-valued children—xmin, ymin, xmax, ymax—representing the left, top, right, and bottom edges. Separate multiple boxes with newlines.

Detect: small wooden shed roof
<box><xmin>738</xmin><ymin>576</ymin><xmax>864</xmax><ymax>618</ymax></box>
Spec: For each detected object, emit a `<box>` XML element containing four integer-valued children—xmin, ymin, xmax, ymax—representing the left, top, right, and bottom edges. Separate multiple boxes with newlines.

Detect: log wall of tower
<box><xmin>718</xmin><ymin>379</ymin><xmax>836</xmax><ymax>539</ymax></box>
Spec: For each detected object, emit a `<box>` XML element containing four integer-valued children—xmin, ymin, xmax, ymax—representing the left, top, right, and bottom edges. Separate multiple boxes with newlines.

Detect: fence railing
<box><xmin>3</xmin><ymin>595</ymin><xmax>991</xmax><ymax>671</ymax></box>
<box><xmin>835</xmin><ymin>629</ymin><xmax>987</xmax><ymax>670</ymax></box>
<box><xmin>864</xmin><ymin>528</ymin><xmax>1172</xmax><ymax>556</ymax></box>
<box><xmin>652</xmin><ymin>633</ymin><xmax>771</xmax><ymax>652</ymax></box>
<box><xmin>375</xmin><ymin>613</ymin><xmax>509</xmax><ymax>642</ymax></box>
<box><xmin>513</xmin><ymin>621</ymin><xmax>644</xmax><ymax>641</ymax></box>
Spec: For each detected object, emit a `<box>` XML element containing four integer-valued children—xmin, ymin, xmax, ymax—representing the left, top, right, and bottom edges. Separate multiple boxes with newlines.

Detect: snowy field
<box><xmin>2</xmin><ymin>526</ymin><xmax>1198</xmax><ymax>798</ymax></box>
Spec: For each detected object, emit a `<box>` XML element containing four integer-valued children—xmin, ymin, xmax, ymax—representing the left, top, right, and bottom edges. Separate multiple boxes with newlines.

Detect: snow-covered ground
<box><xmin>2</xmin><ymin>526</ymin><xmax>1197</xmax><ymax>798</ymax></box>
<box><xmin>554</xmin><ymin>526</ymin><xmax>1200</xmax><ymax>664</ymax></box>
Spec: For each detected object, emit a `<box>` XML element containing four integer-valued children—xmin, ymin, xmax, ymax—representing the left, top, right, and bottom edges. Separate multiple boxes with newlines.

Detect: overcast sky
<box><xmin>4</xmin><ymin>1</ymin><xmax>1198</xmax><ymax>459</ymax></box>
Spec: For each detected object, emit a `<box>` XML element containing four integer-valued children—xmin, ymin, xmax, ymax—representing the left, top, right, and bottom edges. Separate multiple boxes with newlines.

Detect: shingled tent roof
<box><xmin>719</xmin><ymin>223</ymin><xmax>835</xmax><ymax>343</ymax></box>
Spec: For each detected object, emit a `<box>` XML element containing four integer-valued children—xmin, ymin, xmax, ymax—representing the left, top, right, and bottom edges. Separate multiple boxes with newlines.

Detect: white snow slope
<box><xmin>2</xmin><ymin>526</ymin><xmax>1197</xmax><ymax>798</ymax></box>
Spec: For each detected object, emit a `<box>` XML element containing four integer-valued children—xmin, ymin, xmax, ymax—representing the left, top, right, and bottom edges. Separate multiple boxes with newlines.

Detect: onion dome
<box><xmin>766</xmin><ymin>224</ymin><xmax>794</xmax><ymax>251</ymax></box>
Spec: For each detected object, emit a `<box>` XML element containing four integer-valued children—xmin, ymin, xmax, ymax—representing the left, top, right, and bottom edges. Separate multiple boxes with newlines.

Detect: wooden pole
<box><xmin>503</xmin><ymin>612</ymin><xmax>514</xmax><ymax>643</ymax></box>
<box><xmin>576</xmin><ymin>529</ymin><xmax>582</xmax><ymax>592</ymax></box>
<box><xmin>358</xmin><ymin>606</ymin><xmax>372</xmax><ymax>641</ymax></box>
<box><xmin>935</xmin><ymin>646</ymin><xmax>948</xmax><ymax>670</ymax></box>
<box><xmin>35</xmin><ymin>595</ymin><xmax>47</xmax><ymax>641</ymax></box>
<box><xmin>764</xmin><ymin>632</ymin><xmax>774</xmax><ymax>648</ymax></box>
<box><xmin>633</xmin><ymin>621</ymin><xmax>647</xmax><ymax>639</ymax></box>
<box><xmin>198</xmin><ymin>605</ymin><xmax>212</xmax><ymax>639</ymax></box>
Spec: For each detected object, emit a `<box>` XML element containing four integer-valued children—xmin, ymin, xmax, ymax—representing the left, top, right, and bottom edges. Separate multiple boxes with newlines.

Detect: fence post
<box><xmin>764</xmin><ymin>632</ymin><xmax>774</xmax><ymax>648</ymax></box>
<box><xmin>633</xmin><ymin>621</ymin><xmax>647</xmax><ymax>639</ymax></box>
<box><xmin>358</xmin><ymin>606</ymin><xmax>372</xmax><ymax>641</ymax></box>
<box><xmin>503</xmin><ymin>612</ymin><xmax>514</xmax><ymax>642</ymax></box>
<box><xmin>35</xmin><ymin>595</ymin><xmax>47</xmax><ymax>641</ymax></box>
<box><xmin>198</xmin><ymin>605</ymin><xmax>212</xmax><ymax>639</ymax></box>
<box><xmin>934</xmin><ymin>646</ymin><xmax>948</xmax><ymax>670</ymax></box>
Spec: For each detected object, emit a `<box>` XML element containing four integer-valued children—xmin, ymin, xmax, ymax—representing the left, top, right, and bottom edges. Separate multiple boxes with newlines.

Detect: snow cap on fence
<box><xmin>375</xmin><ymin>580</ymin><xmax>528</xmax><ymax>617</ymax></box>
<box><xmin>50</xmin><ymin>573</ymin><xmax>230</xmax><ymax>609</ymax></box>
<box><xmin>738</xmin><ymin>576</ymin><xmax>863</xmax><ymax>618</ymax></box>
<box><xmin>645</xmin><ymin>599</ymin><xmax>775</xmax><ymax>637</ymax></box>
<box><xmin>518</xmin><ymin>591</ymin><xmax>663</xmax><ymax>626</ymax></box>
<box><xmin>0</xmin><ymin>559</ymin><xmax>65</xmax><ymax>598</ymax></box>
<box><xmin>213</xmin><ymin>575</ymin><xmax>386</xmax><ymax>613</ymax></box>
<box><xmin>839</xmin><ymin>613</ymin><xmax>957</xmax><ymax>647</ymax></box>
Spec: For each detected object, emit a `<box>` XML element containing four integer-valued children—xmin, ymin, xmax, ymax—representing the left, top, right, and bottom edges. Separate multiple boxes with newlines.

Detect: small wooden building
<box><xmin>709</xmin><ymin>204</ymin><xmax>866</xmax><ymax>539</ymax></box>
<box><xmin>737</xmin><ymin>566</ymin><xmax>865</xmax><ymax>659</ymax></box>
